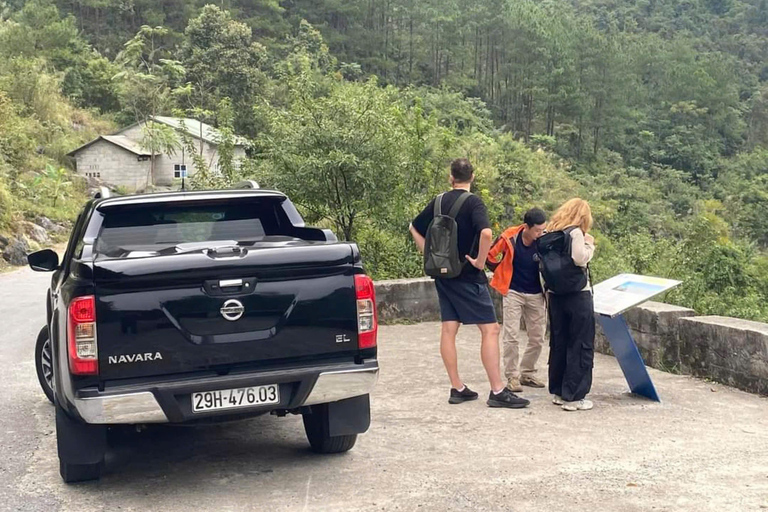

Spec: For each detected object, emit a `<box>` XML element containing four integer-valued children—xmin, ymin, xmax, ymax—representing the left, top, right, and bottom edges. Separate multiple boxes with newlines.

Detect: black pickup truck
<box><xmin>28</xmin><ymin>185</ymin><xmax>379</xmax><ymax>483</ymax></box>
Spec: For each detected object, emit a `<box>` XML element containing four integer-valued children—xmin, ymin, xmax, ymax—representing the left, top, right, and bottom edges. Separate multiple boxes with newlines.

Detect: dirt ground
<box><xmin>3</xmin><ymin>267</ymin><xmax>768</xmax><ymax>511</ymax></box>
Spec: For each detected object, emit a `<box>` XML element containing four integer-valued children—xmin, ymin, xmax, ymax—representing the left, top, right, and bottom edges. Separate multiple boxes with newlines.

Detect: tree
<box><xmin>253</xmin><ymin>74</ymin><xmax>405</xmax><ymax>241</ymax></box>
<box><xmin>114</xmin><ymin>25</ymin><xmax>184</xmax><ymax>185</ymax></box>
<box><xmin>184</xmin><ymin>97</ymin><xmax>242</xmax><ymax>190</ymax></box>
<box><xmin>0</xmin><ymin>0</ymin><xmax>120</xmax><ymax>112</ymax></box>
<box><xmin>139</xmin><ymin>122</ymin><xmax>181</xmax><ymax>186</ymax></box>
<box><xmin>180</xmin><ymin>5</ymin><xmax>268</xmax><ymax>136</ymax></box>
<box><xmin>747</xmin><ymin>85</ymin><xmax>768</xmax><ymax>150</ymax></box>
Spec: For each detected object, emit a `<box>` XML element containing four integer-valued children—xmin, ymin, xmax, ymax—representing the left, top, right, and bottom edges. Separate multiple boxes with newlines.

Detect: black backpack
<box><xmin>536</xmin><ymin>226</ymin><xmax>589</xmax><ymax>294</ymax></box>
<box><xmin>423</xmin><ymin>191</ymin><xmax>473</xmax><ymax>279</ymax></box>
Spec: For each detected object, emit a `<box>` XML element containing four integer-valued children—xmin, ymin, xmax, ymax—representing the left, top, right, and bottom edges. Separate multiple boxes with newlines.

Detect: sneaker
<box><xmin>487</xmin><ymin>388</ymin><xmax>530</xmax><ymax>409</ymax></box>
<box><xmin>506</xmin><ymin>377</ymin><xmax>523</xmax><ymax>393</ymax></box>
<box><xmin>520</xmin><ymin>375</ymin><xmax>546</xmax><ymax>388</ymax></box>
<box><xmin>562</xmin><ymin>399</ymin><xmax>593</xmax><ymax>411</ymax></box>
<box><xmin>448</xmin><ymin>386</ymin><xmax>479</xmax><ymax>404</ymax></box>
<box><xmin>552</xmin><ymin>395</ymin><xmax>564</xmax><ymax>406</ymax></box>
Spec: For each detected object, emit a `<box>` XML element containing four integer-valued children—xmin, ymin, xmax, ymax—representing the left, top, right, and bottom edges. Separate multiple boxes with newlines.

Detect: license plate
<box><xmin>192</xmin><ymin>384</ymin><xmax>280</xmax><ymax>413</ymax></box>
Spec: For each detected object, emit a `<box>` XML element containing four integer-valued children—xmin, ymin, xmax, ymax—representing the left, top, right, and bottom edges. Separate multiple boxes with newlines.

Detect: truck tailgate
<box><xmin>93</xmin><ymin>244</ymin><xmax>360</xmax><ymax>380</ymax></box>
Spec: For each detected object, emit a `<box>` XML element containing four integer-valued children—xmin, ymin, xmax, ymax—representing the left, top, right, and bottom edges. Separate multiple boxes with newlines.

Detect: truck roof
<box><xmin>95</xmin><ymin>189</ymin><xmax>288</xmax><ymax>209</ymax></box>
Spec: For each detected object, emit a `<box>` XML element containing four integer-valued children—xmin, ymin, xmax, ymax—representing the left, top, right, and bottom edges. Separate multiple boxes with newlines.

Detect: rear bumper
<box><xmin>72</xmin><ymin>360</ymin><xmax>379</xmax><ymax>424</ymax></box>
<box><xmin>302</xmin><ymin>367</ymin><xmax>379</xmax><ymax>406</ymax></box>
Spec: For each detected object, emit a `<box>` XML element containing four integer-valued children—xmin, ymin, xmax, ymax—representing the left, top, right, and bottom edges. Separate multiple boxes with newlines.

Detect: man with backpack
<box><xmin>487</xmin><ymin>208</ymin><xmax>548</xmax><ymax>393</ymax></box>
<box><xmin>409</xmin><ymin>158</ymin><xmax>530</xmax><ymax>409</ymax></box>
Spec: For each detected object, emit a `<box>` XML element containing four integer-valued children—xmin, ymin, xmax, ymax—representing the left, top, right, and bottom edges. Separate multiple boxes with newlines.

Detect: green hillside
<box><xmin>1</xmin><ymin>0</ymin><xmax>767</xmax><ymax>320</ymax></box>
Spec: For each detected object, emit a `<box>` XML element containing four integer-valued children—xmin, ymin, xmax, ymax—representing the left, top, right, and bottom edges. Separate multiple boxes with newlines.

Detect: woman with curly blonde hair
<box><xmin>544</xmin><ymin>198</ymin><xmax>596</xmax><ymax>412</ymax></box>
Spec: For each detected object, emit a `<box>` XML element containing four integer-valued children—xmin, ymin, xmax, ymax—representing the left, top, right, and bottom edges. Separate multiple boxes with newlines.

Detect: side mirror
<box><xmin>28</xmin><ymin>249</ymin><xmax>59</xmax><ymax>272</ymax></box>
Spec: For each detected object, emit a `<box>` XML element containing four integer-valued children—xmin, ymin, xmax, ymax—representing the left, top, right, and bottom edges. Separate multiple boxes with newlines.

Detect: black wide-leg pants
<box><xmin>548</xmin><ymin>291</ymin><xmax>595</xmax><ymax>402</ymax></box>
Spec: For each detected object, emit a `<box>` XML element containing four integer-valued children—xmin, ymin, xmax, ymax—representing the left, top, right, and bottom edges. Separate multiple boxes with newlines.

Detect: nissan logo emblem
<box><xmin>220</xmin><ymin>299</ymin><xmax>245</xmax><ymax>321</ymax></box>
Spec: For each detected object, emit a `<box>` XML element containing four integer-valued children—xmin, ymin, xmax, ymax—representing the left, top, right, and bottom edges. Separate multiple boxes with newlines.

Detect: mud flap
<box><xmin>56</xmin><ymin>402</ymin><xmax>107</xmax><ymax>465</ymax></box>
<box><xmin>327</xmin><ymin>394</ymin><xmax>371</xmax><ymax>437</ymax></box>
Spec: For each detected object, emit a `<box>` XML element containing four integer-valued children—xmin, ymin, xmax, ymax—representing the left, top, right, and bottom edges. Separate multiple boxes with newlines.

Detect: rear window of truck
<box><xmin>94</xmin><ymin>199</ymin><xmax>286</xmax><ymax>256</ymax></box>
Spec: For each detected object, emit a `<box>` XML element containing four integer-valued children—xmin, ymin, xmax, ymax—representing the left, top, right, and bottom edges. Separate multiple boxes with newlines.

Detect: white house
<box><xmin>67</xmin><ymin>116</ymin><xmax>248</xmax><ymax>190</ymax></box>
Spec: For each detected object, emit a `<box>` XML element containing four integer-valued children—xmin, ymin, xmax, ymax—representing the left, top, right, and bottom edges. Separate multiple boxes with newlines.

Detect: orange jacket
<box><xmin>487</xmin><ymin>224</ymin><xmax>528</xmax><ymax>296</ymax></box>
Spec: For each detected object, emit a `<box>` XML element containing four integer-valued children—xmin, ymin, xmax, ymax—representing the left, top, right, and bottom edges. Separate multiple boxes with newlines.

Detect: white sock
<box><xmin>456</xmin><ymin>386</ymin><xmax>466</xmax><ymax>392</ymax></box>
<box><xmin>492</xmin><ymin>387</ymin><xmax>505</xmax><ymax>395</ymax></box>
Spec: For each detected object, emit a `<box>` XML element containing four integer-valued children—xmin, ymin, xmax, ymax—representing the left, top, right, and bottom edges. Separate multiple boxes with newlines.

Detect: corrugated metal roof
<box><xmin>101</xmin><ymin>135</ymin><xmax>151</xmax><ymax>155</ymax></box>
<box><xmin>66</xmin><ymin>135</ymin><xmax>152</xmax><ymax>157</ymax></box>
<box><xmin>68</xmin><ymin>116</ymin><xmax>248</xmax><ymax>157</ymax></box>
<box><xmin>151</xmin><ymin>116</ymin><xmax>248</xmax><ymax>146</ymax></box>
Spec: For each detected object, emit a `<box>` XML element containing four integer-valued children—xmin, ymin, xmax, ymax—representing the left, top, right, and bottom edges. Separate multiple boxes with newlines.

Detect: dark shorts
<box><xmin>434</xmin><ymin>278</ymin><xmax>498</xmax><ymax>325</ymax></box>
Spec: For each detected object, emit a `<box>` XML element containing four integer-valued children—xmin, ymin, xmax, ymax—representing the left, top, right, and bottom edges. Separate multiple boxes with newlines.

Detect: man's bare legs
<box><xmin>440</xmin><ymin>321</ymin><xmax>463</xmax><ymax>389</ymax></box>
<box><xmin>441</xmin><ymin>320</ymin><xmax>505</xmax><ymax>393</ymax></box>
<box><xmin>478</xmin><ymin>322</ymin><xmax>505</xmax><ymax>393</ymax></box>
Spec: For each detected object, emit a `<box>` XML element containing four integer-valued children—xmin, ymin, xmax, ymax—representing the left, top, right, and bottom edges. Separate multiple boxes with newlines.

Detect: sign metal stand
<box><xmin>592</xmin><ymin>274</ymin><xmax>682</xmax><ymax>402</ymax></box>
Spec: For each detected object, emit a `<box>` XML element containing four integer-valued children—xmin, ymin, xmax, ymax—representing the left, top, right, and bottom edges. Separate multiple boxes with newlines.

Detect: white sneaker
<box><xmin>552</xmin><ymin>395</ymin><xmax>564</xmax><ymax>406</ymax></box>
<box><xmin>562</xmin><ymin>399</ymin><xmax>593</xmax><ymax>411</ymax></box>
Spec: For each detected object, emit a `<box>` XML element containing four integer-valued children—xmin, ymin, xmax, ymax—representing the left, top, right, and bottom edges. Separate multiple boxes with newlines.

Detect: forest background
<box><xmin>1</xmin><ymin>0</ymin><xmax>768</xmax><ymax>321</ymax></box>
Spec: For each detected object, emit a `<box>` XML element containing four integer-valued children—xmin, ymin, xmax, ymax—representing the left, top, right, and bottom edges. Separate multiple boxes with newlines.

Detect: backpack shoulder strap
<box><xmin>562</xmin><ymin>226</ymin><xmax>578</xmax><ymax>255</ymax></box>
<box><xmin>433</xmin><ymin>193</ymin><xmax>445</xmax><ymax>217</ymax></box>
<box><xmin>447</xmin><ymin>191</ymin><xmax>473</xmax><ymax>218</ymax></box>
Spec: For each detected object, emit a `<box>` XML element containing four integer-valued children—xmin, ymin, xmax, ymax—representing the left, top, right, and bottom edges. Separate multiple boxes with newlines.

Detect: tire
<box><xmin>56</xmin><ymin>401</ymin><xmax>106</xmax><ymax>483</ymax></box>
<box><xmin>35</xmin><ymin>326</ymin><xmax>54</xmax><ymax>404</ymax></box>
<box><xmin>302</xmin><ymin>404</ymin><xmax>358</xmax><ymax>454</ymax></box>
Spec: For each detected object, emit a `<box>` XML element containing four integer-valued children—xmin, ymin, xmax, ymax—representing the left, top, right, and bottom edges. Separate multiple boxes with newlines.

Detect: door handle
<box><xmin>203</xmin><ymin>277</ymin><xmax>257</xmax><ymax>297</ymax></box>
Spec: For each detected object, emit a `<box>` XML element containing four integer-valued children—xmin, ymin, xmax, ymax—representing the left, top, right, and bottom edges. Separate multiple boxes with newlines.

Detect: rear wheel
<box><xmin>302</xmin><ymin>404</ymin><xmax>358</xmax><ymax>454</ymax></box>
<box><xmin>34</xmin><ymin>326</ymin><xmax>54</xmax><ymax>404</ymax></box>
<box><xmin>56</xmin><ymin>401</ymin><xmax>106</xmax><ymax>483</ymax></box>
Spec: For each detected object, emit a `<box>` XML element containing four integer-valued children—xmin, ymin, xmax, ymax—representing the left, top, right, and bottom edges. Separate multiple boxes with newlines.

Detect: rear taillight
<box><xmin>68</xmin><ymin>296</ymin><xmax>98</xmax><ymax>375</ymax></box>
<box><xmin>354</xmin><ymin>274</ymin><xmax>378</xmax><ymax>349</ymax></box>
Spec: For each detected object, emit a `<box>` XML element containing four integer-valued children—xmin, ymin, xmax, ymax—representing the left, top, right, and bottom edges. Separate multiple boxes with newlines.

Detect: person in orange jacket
<box><xmin>487</xmin><ymin>208</ymin><xmax>548</xmax><ymax>392</ymax></box>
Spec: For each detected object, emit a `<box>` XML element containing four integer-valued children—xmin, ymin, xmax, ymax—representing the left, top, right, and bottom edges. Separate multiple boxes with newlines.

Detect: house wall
<box><xmin>74</xmin><ymin>140</ymin><xmax>150</xmax><ymax>190</ymax></box>
<box><xmin>120</xmin><ymin>123</ymin><xmax>246</xmax><ymax>187</ymax></box>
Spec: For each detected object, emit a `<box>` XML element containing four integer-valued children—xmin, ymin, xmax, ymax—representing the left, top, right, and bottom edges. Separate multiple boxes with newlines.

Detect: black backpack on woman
<box><xmin>536</xmin><ymin>226</ymin><xmax>589</xmax><ymax>294</ymax></box>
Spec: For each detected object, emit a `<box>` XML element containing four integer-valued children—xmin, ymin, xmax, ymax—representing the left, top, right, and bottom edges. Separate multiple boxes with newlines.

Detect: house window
<box><xmin>174</xmin><ymin>164</ymin><xmax>187</xmax><ymax>179</ymax></box>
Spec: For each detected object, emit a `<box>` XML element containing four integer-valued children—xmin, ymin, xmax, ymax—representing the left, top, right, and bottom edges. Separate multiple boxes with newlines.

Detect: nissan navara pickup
<box><xmin>28</xmin><ymin>186</ymin><xmax>379</xmax><ymax>483</ymax></box>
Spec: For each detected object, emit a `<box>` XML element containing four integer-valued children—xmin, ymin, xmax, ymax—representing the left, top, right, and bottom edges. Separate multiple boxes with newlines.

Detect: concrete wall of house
<box><xmin>153</xmin><ymin>144</ymin><xmax>246</xmax><ymax>185</ymax></box>
<box><xmin>74</xmin><ymin>140</ymin><xmax>150</xmax><ymax>190</ymax></box>
<box><xmin>375</xmin><ymin>277</ymin><xmax>768</xmax><ymax>396</ymax></box>
<box><xmin>119</xmin><ymin>124</ymin><xmax>143</xmax><ymax>142</ymax></box>
<box><xmin>119</xmin><ymin>124</ymin><xmax>246</xmax><ymax>186</ymax></box>
<box><xmin>155</xmin><ymin>151</ymin><xmax>188</xmax><ymax>187</ymax></box>
<box><xmin>233</xmin><ymin>147</ymin><xmax>247</xmax><ymax>168</ymax></box>
<box><xmin>118</xmin><ymin>124</ymin><xmax>195</xmax><ymax>186</ymax></box>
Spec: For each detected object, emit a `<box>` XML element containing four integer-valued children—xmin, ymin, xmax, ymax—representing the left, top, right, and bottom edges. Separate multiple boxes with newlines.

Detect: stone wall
<box><xmin>374</xmin><ymin>278</ymin><xmax>768</xmax><ymax>396</ymax></box>
<box><xmin>376</xmin><ymin>277</ymin><xmax>502</xmax><ymax>324</ymax></box>
<box><xmin>594</xmin><ymin>302</ymin><xmax>696</xmax><ymax>372</ymax></box>
<box><xmin>678</xmin><ymin>317</ymin><xmax>768</xmax><ymax>395</ymax></box>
